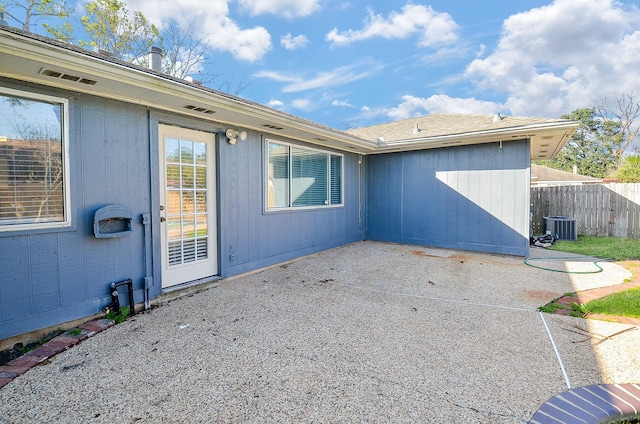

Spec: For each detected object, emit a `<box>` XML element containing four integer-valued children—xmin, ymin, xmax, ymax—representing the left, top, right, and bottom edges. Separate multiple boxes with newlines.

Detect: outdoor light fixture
<box><xmin>225</xmin><ymin>128</ymin><xmax>248</xmax><ymax>144</ymax></box>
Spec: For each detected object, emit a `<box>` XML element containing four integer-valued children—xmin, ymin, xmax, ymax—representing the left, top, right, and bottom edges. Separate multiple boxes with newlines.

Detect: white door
<box><xmin>159</xmin><ymin>125</ymin><xmax>217</xmax><ymax>288</ymax></box>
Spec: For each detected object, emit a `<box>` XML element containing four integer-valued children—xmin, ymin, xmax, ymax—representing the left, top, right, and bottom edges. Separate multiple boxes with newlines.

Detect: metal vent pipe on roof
<box><xmin>0</xmin><ymin>12</ymin><xmax>10</xmax><ymax>27</ymax></box>
<box><xmin>149</xmin><ymin>46</ymin><xmax>162</xmax><ymax>72</ymax></box>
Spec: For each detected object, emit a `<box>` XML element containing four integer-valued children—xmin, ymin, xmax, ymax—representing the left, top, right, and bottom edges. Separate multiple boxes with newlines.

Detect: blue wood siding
<box><xmin>217</xmin><ymin>136</ymin><xmax>365</xmax><ymax>277</ymax></box>
<box><xmin>0</xmin><ymin>80</ymin><xmax>366</xmax><ymax>340</ymax></box>
<box><xmin>0</xmin><ymin>80</ymin><xmax>151</xmax><ymax>340</ymax></box>
<box><xmin>1</xmin><ymin>76</ymin><xmax>529</xmax><ymax>341</ymax></box>
<box><xmin>366</xmin><ymin>140</ymin><xmax>531</xmax><ymax>256</ymax></box>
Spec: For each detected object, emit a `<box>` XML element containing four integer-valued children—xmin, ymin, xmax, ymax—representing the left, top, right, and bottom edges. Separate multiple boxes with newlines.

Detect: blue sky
<box><xmin>8</xmin><ymin>0</ymin><xmax>640</xmax><ymax>130</ymax></box>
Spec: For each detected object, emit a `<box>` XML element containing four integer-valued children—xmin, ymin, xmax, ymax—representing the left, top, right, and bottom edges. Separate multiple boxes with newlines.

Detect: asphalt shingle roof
<box><xmin>347</xmin><ymin>113</ymin><xmax>571</xmax><ymax>142</ymax></box>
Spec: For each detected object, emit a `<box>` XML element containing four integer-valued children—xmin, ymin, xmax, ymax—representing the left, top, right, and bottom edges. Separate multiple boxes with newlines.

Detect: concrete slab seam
<box><xmin>539</xmin><ymin>312</ymin><xmax>572</xmax><ymax>390</ymax></box>
<box><xmin>298</xmin><ymin>271</ymin><xmax>535</xmax><ymax>313</ymax></box>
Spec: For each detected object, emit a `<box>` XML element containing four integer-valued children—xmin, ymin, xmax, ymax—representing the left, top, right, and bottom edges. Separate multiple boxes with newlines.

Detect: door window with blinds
<box><xmin>266</xmin><ymin>139</ymin><xmax>343</xmax><ymax>210</ymax></box>
<box><xmin>0</xmin><ymin>89</ymin><xmax>69</xmax><ymax>231</ymax></box>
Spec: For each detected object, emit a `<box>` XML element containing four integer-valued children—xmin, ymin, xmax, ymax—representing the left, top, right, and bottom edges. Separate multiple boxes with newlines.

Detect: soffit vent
<box><xmin>263</xmin><ymin>124</ymin><xmax>284</xmax><ymax>130</ymax></box>
<box><xmin>183</xmin><ymin>104</ymin><xmax>216</xmax><ymax>115</ymax></box>
<box><xmin>39</xmin><ymin>68</ymin><xmax>97</xmax><ymax>85</ymax></box>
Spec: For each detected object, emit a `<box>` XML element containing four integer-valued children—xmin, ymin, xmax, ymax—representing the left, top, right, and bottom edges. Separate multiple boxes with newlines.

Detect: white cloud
<box><xmin>238</xmin><ymin>0</ymin><xmax>321</xmax><ymax>18</ymax></box>
<box><xmin>268</xmin><ymin>99</ymin><xmax>285</xmax><ymax>108</ymax></box>
<box><xmin>332</xmin><ymin>99</ymin><xmax>353</xmax><ymax>107</ymax></box>
<box><xmin>326</xmin><ymin>3</ymin><xmax>458</xmax><ymax>47</ymax></box>
<box><xmin>466</xmin><ymin>0</ymin><xmax>640</xmax><ymax>117</ymax></box>
<box><xmin>255</xmin><ymin>63</ymin><xmax>382</xmax><ymax>92</ymax></box>
<box><xmin>292</xmin><ymin>98</ymin><xmax>313</xmax><ymax>110</ymax></box>
<box><xmin>389</xmin><ymin>94</ymin><xmax>502</xmax><ymax>120</ymax></box>
<box><xmin>125</xmin><ymin>0</ymin><xmax>272</xmax><ymax>62</ymax></box>
<box><xmin>359</xmin><ymin>94</ymin><xmax>502</xmax><ymax>121</ymax></box>
<box><xmin>280</xmin><ymin>33</ymin><xmax>309</xmax><ymax>50</ymax></box>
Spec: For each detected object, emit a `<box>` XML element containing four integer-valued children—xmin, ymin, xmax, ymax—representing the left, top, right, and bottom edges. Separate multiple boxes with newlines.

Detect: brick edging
<box><xmin>530</xmin><ymin>384</ymin><xmax>640</xmax><ymax>423</ymax></box>
<box><xmin>0</xmin><ymin>319</ymin><xmax>115</xmax><ymax>389</ymax></box>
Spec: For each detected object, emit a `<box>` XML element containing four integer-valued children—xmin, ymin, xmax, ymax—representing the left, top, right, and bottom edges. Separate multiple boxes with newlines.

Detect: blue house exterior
<box><xmin>365</xmin><ymin>140</ymin><xmax>531</xmax><ymax>256</ymax></box>
<box><xmin>0</xmin><ymin>27</ymin><xmax>577</xmax><ymax>342</ymax></box>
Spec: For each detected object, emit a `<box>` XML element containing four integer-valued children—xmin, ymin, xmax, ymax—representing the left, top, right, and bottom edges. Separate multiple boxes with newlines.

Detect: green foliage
<box><xmin>1</xmin><ymin>0</ymin><xmax>73</xmax><ymax>40</ymax></box>
<box><xmin>550</xmin><ymin>235</ymin><xmax>640</xmax><ymax>261</ymax></box>
<box><xmin>67</xmin><ymin>327</ymin><xmax>82</xmax><ymax>336</ymax></box>
<box><xmin>42</xmin><ymin>20</ymin><xmax>74</xmax><ymax>42</ymax></box>
<box><xmin>106</xmin><ymin>305</ymin><xmax>130</xmax><ymax>323</ymax></box>
<box><xmin>80</xmin><ymin>0</ymin><xmax>160</xmax><ymax>62</ymax></box>
<box><xmin>609</xmin><ymin>156</ymin><xmax>640</xmax><ymax>182</ymax></box>
<box><xmin>538</xmin><ymin>302</ymin><xmax>563</xmax><ymax>314</ymax></box>
<box><xmin>580</xmin><ymin>287</ymin><xmax>640</xmax><ymax>318</ymax></box>
<box><xmin>536</xmin><ymin>108</ymin><xmax>618</xmax><ymax>178</ymax></box>
<box><xmin>19</xmin><ymin>328</ymin><xmax>64</xmax><ymax>354</ymax></box>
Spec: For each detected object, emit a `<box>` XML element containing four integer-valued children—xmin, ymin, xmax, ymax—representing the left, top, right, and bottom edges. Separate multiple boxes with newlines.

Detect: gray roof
<box><xmin>347</xmin><ymin>114</ymin><xmax>571</xmax><ymax>142</ymax></box>
<box><xmin>346</xmin><ymin>114</ymin><xmax>578</xmax><ymax>159</ymax></box>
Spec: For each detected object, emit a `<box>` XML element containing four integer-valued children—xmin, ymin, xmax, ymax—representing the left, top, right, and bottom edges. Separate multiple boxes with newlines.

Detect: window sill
<box><xmin>0</xmin><ymin>223</ymin><xmax>77</xmax><ymax>238</ymax></box>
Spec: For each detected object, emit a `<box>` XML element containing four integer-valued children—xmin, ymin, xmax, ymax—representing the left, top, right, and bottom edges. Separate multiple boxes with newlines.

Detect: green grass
<box><xmin>579</xmin><ymin>287</ymin><xmax>640</xmax><ymax>318</ymax></box>
<box><xmin>549</xmin><ymin>235</ymin><xmax>640</xmax><ymax>261</ymax></box>
<box><xmin>542</xmin><ymin>235</ymin><xmax>640</xmax><ymax>319</ymax></box>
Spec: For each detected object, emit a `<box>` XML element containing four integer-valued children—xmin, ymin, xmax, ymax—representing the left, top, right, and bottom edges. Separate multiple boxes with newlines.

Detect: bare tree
<box><xmin>216</xmin><ymin>73</ymin><xmax>251</xmax><ymax>96</ymax></box>
<box><xmin>160</xmin><ymin>20</ymin><xmax>251</xmax><ymax>95</ymax></box>
<box><xmin>596</xmin><ymin>92</ymin><xmax>640</xmax><ymax>167</ymax></box>
<box><xmin>161</xmin><ymin>20</ymin><xmax>209</xmax><ymax>80</ymax></box>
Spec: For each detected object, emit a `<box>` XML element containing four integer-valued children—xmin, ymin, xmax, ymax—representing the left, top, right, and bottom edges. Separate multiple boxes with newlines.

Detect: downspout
<box><xmin>358</xmin><ymin>155</ymin><xmax>363</xmax><ymax>229</ymax></box>
<box><xmin>142</xmin><ymin>213</ymin><xmax>152</xmax><ymax>310</ymax></box>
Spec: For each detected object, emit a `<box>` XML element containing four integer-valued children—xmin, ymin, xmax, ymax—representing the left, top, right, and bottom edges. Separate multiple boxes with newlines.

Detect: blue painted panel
<box><xmin>218</xmin><ymin>136</ymin><xmax>365</xmax><ymax>278</ymax></box>
<box><xmin>0</xmin><ymin>237</ymin><xmax>31</xmax><ymax>320</ymax></box>
<box><xmin>0</xmin><ymin>80</ymin><xmax>151</xmax><ymax>340</ymax></box>
<box><xmin>30</xmin><ymin>234</ymin><xmax>61</xmax><ymax>314</ymax></box>
<box><xmin>367</xmin><ymin>140</ymin><xmax>531</xmax><ymax>256</ymax></box>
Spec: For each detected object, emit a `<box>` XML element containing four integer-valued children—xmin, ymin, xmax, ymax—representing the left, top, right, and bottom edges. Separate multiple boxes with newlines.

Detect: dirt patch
<box><xmin>0</xmin><ymin>329</ymin><xmax>65</xmax><ymax>366</ymax></box>
<box><xmin>411</xmin><ymin>249</ymin><xmax>452</xmax><ymax>258</ymax></box>
<box><xmin>522</xmin><ymin>289</ymin><xmax>563</xmax><ymax>302</ymax></box>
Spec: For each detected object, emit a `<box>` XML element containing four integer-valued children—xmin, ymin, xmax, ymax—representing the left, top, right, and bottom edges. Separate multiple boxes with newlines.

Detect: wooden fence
<box><xmin>531</xmin><ymin>183</ymin><xmax>640</xmax><ymax>238</ymax></box>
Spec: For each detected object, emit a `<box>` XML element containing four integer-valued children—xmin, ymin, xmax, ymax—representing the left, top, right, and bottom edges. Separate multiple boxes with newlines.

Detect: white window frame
<box><xmin>265</xmin><ymin>138</ymin><xmax>344</xmax><ymax>211</ymax></box>
<box><xmin>0</xmin><ymin>87</ymin><xmax>71</xmax><ymax>232</ymax></box>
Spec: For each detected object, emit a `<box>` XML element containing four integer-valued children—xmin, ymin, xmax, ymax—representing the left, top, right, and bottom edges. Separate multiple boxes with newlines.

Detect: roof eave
<box><xmin>373</xmin><ymin>121</ymin><xmax>579</xmax><ymax>158</ymax></box>
<box><xmin>0</xmin><ymin>28</ymin><xmax>376</xmax><ymax>154</ymax></box>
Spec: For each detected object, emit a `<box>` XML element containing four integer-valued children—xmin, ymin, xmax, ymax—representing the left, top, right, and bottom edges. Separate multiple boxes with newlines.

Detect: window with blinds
<box><xmin>0</xmin><ymin>89</ymin><xmax>69</xmax><ymax>230</ymax></box>
<box><xmin>267</xmin><ymin>140</ymin><xmax>343</xmax><ymax>210</ymax></box>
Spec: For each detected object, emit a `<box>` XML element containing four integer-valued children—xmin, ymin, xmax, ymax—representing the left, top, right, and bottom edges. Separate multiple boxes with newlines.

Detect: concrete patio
<box><xmin>0</xmin><ymin>241</ymin><xmax>638</xmax><ymax>423</ymax></box>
